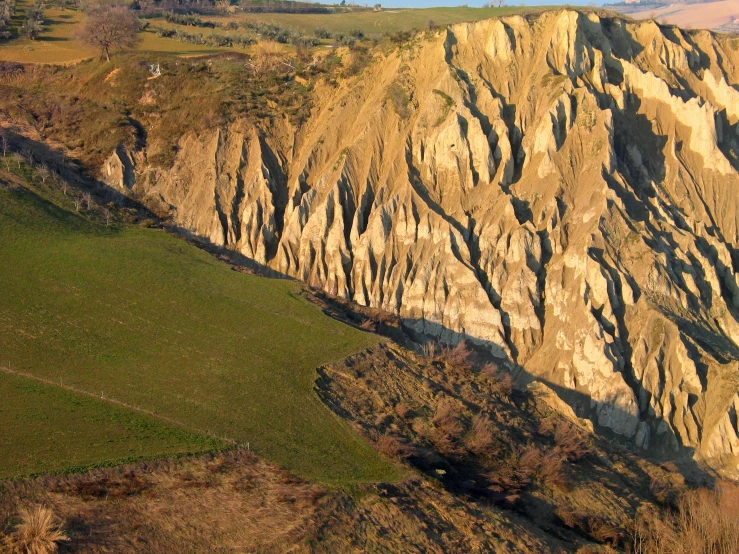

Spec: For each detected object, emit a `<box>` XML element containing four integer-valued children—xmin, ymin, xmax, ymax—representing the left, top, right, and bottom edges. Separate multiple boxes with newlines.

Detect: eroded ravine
<box><xmin>102</xmin><ymin>10</ymin><xmax>739</xmax><ymax>477</ymax></box>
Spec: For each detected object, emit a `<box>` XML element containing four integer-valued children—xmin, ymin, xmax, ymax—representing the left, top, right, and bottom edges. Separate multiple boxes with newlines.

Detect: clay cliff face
<box><xmin>103</xmin><ymin>11</ymin><xmax>739</xmax><ymax>476</ymax></box>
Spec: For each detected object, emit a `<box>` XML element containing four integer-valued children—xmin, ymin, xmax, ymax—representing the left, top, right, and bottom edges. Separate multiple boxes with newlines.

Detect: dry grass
<box><xmin>0</xmin><ymin>449</ymin><xmax>328</xmax><ymax>553</ymax></box>
<box><xmin>374</xmin><ymin>431</ymin><xmax>413</xmax><ymax>461</ymax></box>
<box><xmin>557</xmin><ymin>507</ymin><xmax>625</xmax><ymax>548</ymax></box>
<box><xmin>8</xmin><ymin>506</ymin><xmax>67</xmax><ymax>554</ymax></box>
<box><xmin>632</xmin><ymin>482</ymin><xmax>739</xmax><ymax>554</ymax></box>
<box><xmin>540</xmin><ymin>420</ymin><xmax>592</xmax><ymax>462</ymax></box>
<box><xmin>468</xmin><ymin>413</ymin><xmax>495</xmax><ymax>454</ymax></box>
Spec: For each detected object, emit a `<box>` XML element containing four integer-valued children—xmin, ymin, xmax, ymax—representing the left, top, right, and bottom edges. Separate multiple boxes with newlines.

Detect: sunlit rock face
<box><xmin>103</xmin><ymin>11</ymin><xmax>739</xmax><ymax>476</ymax></box>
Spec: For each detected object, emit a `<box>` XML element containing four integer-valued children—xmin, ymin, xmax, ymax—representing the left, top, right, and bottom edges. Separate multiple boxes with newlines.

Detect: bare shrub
<box><xmin>436</xmin><ymin>340</ymin><xmax>474</xmax><ymax>369</ymax></box>
<box><xmin>431</xmin><ymin>399</ymin><xmax>464</xmax><ymax>453</ymax></box>
<box><xmin>394</xmin><ymin>402</ymin><xmax>412</xmax><ymax>419</ymax></box>
<box><xmin>421</xmin><ymin>341</ymin><xmax>440</xmax><ymax>358</ymax></box>
<box><xmin>536</xmin><ymin>448</ymin><xmax>568</xmax><ymax>490</ymax></box>
<box><xmin>588</xmin><ymin>516</ymin><xmax>624</xmax><ymax>546</ymax></box>
<box><xmin>488</xmin><ymin>443</ymin><xmax>568</xmax><ymax>494</ymax></box>
<box><xmin>468</xmin><ymin>413</ymin><xmax>495</xmax><ymax>454</ymax></box>
<box><xmin>631</xmin><ymin>482</ymin><xmax>739</xmax><ymax>553</ymax></box>
<box><xmin>557</xmin><ymin>508</ymin><xmax>623</xmax><ymax>547</ymax></box>
<box><xmin>359</xmin><ymin>318</ymin><xmax>376</xmax><ymax>331</ymax></box>
<box><xmin>481</xmin><ymin>362</ymin><xmax>513</xmax><ymax>395</ymax></box>
<box><xmin>649</xmin><ymin>474</ymin><xmax>680</xmax><ymax>506</ymax></box>
<box><xmin>432</xmin><ymin>400</ymin><xmax>463</xmax><ymax>436</ymax></box>
<box><xmin>487</xmin><ymin>444</ymin><xmax>539</xmax><ymax>493</ymax></box>
<box><xmin>375</xmin><ymin>432</ymin><xmax>412</xmax><ymax>460</ymax></box>
<box><xmin>10</xmin><ymin>506</ymin><xmax>68</xmax><ymax>554</ymax></box>
<box><xmin>83</xmin><ymin>191</ymin><xmax>94</xmax><ymax>210</ymax></box>
<box><xmin>553</xmin><ymin>421</ymin><xmax>591</xmax><ymax>462</ymax></box>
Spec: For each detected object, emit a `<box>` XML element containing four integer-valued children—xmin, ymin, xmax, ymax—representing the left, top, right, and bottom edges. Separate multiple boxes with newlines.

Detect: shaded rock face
<box><xmin>104</xmin><ymin>11</ymin><xmax>739</xmax><ymax>475</ymax></box>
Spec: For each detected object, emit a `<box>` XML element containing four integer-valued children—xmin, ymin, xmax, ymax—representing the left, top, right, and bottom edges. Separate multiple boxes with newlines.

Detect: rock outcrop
<box><xmin>103</xmin><ymin>11</ymin><xmax>739</xmax><ymax>476</ymax></box>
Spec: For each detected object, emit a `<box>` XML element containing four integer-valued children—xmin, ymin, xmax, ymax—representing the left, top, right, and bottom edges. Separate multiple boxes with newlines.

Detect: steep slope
<box><xmin>1</xmin><ymin>344</ymin><xmax>700</xmax><ymax>553</ymax></box>
<box><xmin>0</xmin><ymin>174</ymin><xmax>395</xmax><ymax>484</ymax></box>
<box><xmin>98</xmin><ymin>12</ymin><xmax>739</xmax><ymax>476</ymax></box>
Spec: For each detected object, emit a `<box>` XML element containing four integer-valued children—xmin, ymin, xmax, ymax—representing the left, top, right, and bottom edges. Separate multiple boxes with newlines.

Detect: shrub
<box><xmin>394</xmin><ymin>402</ymin><xmax>412</xmax><ymax>419</ymax></box>
<box><xmin>481</xmin><ymin>362</ymin><xmax>513</xmax><ymax>395</ymax></box>
<box><xmin>535</xmin><ymin>448</ymin><xmax>567</xmax><ymax>489</ymax></box>
<box><xmin>557</xmin><ymin>508</ymin><xmax>623</xmax><ymax>547</ymax></box>
<box><xmin>10</xmin><ymin>506</ymin><xmax>68</xmax><ymax>554</ymax></box>
<box><xmin>375</xmin><ymin>431</ymin><xmax>412</xmax><ymax>460</ymax></box>
<box><xmin>631</xmin><ymin>482</ymin><xmax>739</xmax><ymax>553</ymax></box>
<box><xmin>387</xmin><ymin>82</ymin><xmax>411</xmax><ymax>119</ymax></box>
<box><xmin>431</xmin><ymin>399</ymin><xmax>464</xmax><ymax>453</ymax></box>
<box><xmin>487</xmin><ymin>444</ymin><xmax>568</xmax><ymax>494</ymax></box>
<box><xmin>436</xmin><ymin>340</ymin><xmax>474</xmax><ymax>369</ymax></box>
<box><xmin>468</xmin><ymin>413</ymin><xmax>495</xmax><ymax>454</ymax></box>
<box><xmin>553</xmin><ymin>421</ymin><xmax>591</xmax><ymax>462</ymax></box>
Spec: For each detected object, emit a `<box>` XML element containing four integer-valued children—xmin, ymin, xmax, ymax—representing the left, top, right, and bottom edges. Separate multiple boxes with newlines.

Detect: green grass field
<box><xmin>238</xmin><ymin>6</ymin><xmax>541</xmax><ymax>37</ymax></box>
<box><xmin>0</xmin><ymin>178</ymin><xmax>399</xmax><ymax>484</ymax></box>
<box><xmin>0</xmin><ymin>370</ymin><xmax>224</xmax><ymax>478</ymax></box>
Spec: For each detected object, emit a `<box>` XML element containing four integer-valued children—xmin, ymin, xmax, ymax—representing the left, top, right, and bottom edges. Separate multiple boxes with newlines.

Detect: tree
<box><xmin>21</xmin><ymin>0</ymin><xmax>44</xmax><ymax>40</ymax></box>
<box><xmin>78</xmin><ymin>6</ymin><xmax>140</xmax><ymax>62</ymax></box>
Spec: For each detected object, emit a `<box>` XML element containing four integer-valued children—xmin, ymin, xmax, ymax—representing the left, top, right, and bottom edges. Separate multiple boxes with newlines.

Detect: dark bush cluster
<box><xmin>156</xmin><ymin>27</ymin><xmax>256</xmax><ymax>48</ymax></box>
<box><xmin>0</xmin><ymin>0</ymin><xmax>16</xmax><ymax>39</ymax></box>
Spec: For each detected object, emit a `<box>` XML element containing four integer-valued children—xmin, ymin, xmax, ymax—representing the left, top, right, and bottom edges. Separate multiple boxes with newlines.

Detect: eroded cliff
<box><xmin>103</xmin><ymin>11</ymin><xmax>739</xmax><ymax>476</ymax></box>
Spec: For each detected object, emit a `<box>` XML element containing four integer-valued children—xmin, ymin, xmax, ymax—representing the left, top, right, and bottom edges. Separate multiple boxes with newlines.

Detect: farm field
<box><xmin>219</xmin><ymin>6</ymin><xmax>542</xmax><ymax>37</ymax></box>
<box><xmin>0</xmin><ymin>7</ymin><xmax>230</xmax><ymax>63</ymax></box>
<box><xmin>0</xmin><ymin>4</ymin><xmax>545</xmax><ymax>64</ymax></box>
<box><xmin>0</xmin><ymin>370</ymin><xmax>224</xmax><ymax>478</ymax></box>
<box><xmin>0</xmin><ymin>177</ymin><xmax>399</xmax><ymax>484</ymax></box>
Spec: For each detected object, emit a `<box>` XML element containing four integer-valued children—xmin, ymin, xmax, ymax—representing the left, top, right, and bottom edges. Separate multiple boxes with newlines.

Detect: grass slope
<box><xmin>0</xmin><ymin>182</ymin><xmax>399</xmax><ymax>484</ymax></box>
<box><xmin>0</xmin><ymin>4</ymin><xmax>542</xmax><ymax>64</ymax></box>
<box><xmin>242</xmin><ymin>6</ymin><xmax>542</xmax><ymax>37</ymax></box>
<box><xmin>0</xmin><ymin>371</ymin><xmax>224</xmax><ymax>479</ymax></box>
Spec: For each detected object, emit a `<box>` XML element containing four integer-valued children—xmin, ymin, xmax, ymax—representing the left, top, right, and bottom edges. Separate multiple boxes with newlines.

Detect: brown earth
<box><xmin>0</xmin><ymin>343</ymin><xmax>704</xmax><ymax>553</ymax></box>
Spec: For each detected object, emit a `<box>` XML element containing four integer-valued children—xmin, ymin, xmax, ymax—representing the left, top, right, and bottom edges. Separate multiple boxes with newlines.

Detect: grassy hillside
<box><xmin>0</xmin><ymin>3</ymin><xmax>541</xmax><ymax>64</ymax></box>
<box><xmin>0</xmin><ymin>178</ymin><xmax>400</xmax><ymax>484</ymax></box>
<box><xmin>241</xmin><ymin>6</ymin><xmax>542</xmax><ymax>37</ymax></box>
<box><xmin>0</xmin><ymin>371</ymin><xmax>224</xmax><ymax>478</ymax></box>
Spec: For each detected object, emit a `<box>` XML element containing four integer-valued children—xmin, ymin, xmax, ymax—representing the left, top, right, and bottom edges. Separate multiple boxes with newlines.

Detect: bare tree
<box><xmin>20</xmin><ymin>0</ymin><xmax>44</xmax><ymax>40</ymax></box>
<box><xmin>38</xmin><ymin>164</ymin><xmax>49</xmax><ymax>184</ymax></box>
<box><xmin>78</xmin><ymin>6</ymin><xmax>141</xmax><ymax>62</ymax></box>
<box><xmin>73</xmin><ymin>196</ymin><xmax>83</xmax><ymax>212</ymax></box>
<box><xmin>83</xmin><ymin>191</ymin><xmax>94</xmax><ymax>210</ymax></box>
